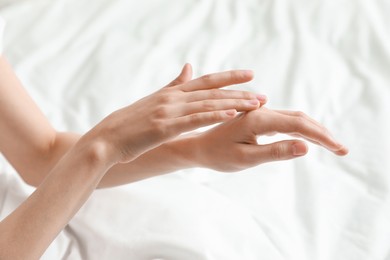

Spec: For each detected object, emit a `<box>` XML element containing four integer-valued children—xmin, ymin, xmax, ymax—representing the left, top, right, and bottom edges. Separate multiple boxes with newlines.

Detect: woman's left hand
<box><xmin>191</xmin><ymin>107</ymin><xmax>349</xmax><ymax>172</ymax></box>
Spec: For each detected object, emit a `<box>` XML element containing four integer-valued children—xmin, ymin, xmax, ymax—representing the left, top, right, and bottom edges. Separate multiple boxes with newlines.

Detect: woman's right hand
<box><xmin>88</xmin><ymin>64</ymin><xmax>266</xmax><ymax>164</ymax></box>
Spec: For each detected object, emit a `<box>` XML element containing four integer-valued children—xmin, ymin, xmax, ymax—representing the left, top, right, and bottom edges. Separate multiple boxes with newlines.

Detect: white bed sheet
<box><xmin>1</xmin><ymin>0</ymin><xmax>390</xmax><ymax>259</ymax></box>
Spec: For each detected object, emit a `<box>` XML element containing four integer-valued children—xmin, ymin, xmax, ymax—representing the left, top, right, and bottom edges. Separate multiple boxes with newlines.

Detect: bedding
<box><xmin>0</xmin><ymin>0</ymin><xmax>390</xmax><ymax>259</ymax></box>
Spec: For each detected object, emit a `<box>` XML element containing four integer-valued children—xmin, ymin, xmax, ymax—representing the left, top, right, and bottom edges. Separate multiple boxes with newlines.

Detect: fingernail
<box><xmin>256</xmin><ymin>94</ymin><xmax>268</xmax><ymax>102</ymax></box>
<box><xmin>243</xmin><ymin>70</ymin><xmax>254</xmax><ymax>78</ymax></box>
<box><xmin>333</xmin><ymin>141</ymin><xmax>345</xmax><ymax>151</ymax></box>
<box><xmin>335</xmin><ymin>145</ymin><xmax>349</xmax><ymax>155</ymax></box>
<box><xmin>248</xmin><ymin>99</ymin><xmax>259</xmax><ymax>106</ymax></box>
<box><xmin>225</xmin><ymin>109</ymin><xmax>237</xmax><ymax>116</ymax></box>
<box><xmin>292</xmin><ymin>143</ymin><xmax>307</xmax><ymax>156</ymax></box>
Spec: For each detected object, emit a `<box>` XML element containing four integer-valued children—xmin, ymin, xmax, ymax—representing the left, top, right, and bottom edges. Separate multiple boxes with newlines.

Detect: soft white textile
<box><xmin>0</xmin><ymin>0</ymin><xmax>390</xmax><ymax>259</ymax></box>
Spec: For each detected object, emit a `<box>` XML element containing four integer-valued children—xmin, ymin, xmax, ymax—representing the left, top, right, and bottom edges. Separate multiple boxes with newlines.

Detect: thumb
<box><xmin>165</xmin><ymin>63</ymin><xmax>193</xmax><ymax>88</ymax></box>
<box><xmin>251</xmin><ymin>140</ymin><xmax>308</xmax><ymax>164</ymax></box>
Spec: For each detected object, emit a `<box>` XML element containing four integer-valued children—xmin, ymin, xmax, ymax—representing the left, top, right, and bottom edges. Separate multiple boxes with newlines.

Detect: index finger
<box><xmin>179</xmin><ymin>70</ymin><xmax>254</xmax><ymax>92</ymax></box>
<box><xmin>254</xmin><ymin>110</ymin><xmax>348</xmax><ymax>155</ymax></box>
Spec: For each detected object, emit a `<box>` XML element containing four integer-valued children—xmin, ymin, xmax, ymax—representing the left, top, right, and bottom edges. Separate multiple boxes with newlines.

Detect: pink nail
<box><xmin>225</xmin><ymin>110</ymin><xmax>237</xmax><ymax>116</ymax></box>
<box><xmin>243</xmin><ymin>70</ymin><xmax>254</xmax><ymax>78</ymax></box>
<box><xmin>256</xmin><ymin>94</ymin><xmax>268</xmax><ymax>102</ymax></box>
<box><xmin>248</xmin><ymin>99</ymin><xmax>259</xmax><ymax>106</ymax></box>
<box><xmin>292</xmin><ymin>143</ymin><xmax>307</xmax><ymax>156</ymax></box>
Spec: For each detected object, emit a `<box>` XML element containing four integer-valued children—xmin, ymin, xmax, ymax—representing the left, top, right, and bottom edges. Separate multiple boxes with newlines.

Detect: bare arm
<box><xmin>1</xmin><ymin>57</ymin><xmax>269</xmax><ymax>257</ymax></box>
<box><xmin>0</xmin><ymin>58</ymin><xmax>262</xmax><ymax>187</ymax></box>
<box><xmin>0</xmin><ymin>135</ymin><xmax>112</xmax><ymax>259</ymax></box>
<box><xmin>0</xmin><ymin>56</ymin><xmax>347</xmax><ymax>189</ymax></box>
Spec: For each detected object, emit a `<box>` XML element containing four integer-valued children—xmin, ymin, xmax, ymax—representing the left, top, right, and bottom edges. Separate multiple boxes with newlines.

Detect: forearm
<box><xmin>21</xmin><ymin>132</ymin><xmax>200</xmax><ymax>188</ymax></box>
<box><xmin>0</xmin><ymin>135</ymin><xmax>113</xmax><ymax>259</ymax></box>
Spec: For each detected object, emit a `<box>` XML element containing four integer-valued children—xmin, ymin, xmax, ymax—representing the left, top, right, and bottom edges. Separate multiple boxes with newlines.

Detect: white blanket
<box><xmin>1</xmin><ymin>0</ymin><xmax>389</xmax><ymax>259</ymax></box>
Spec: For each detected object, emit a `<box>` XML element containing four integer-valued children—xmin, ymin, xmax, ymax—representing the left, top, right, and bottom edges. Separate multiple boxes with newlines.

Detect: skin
<box><xmin>0</xmin><ymin>56</ymin><xmax>348</xmax><ymax>259</ymax></box>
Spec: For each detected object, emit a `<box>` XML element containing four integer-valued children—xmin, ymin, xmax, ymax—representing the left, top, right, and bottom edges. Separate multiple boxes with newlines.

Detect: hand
<box><xmin>193</xmin><ymin>107</ymin><xmax>349</xmax><ymax>172</ymax></box>
<box><xmin>89</xmin><ymin>64</ymin><xmax>266</xmax><ymax>164</ymax></box>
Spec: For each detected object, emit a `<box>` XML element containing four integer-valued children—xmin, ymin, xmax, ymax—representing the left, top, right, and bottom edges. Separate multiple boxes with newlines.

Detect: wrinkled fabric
<box><xmin>0</xmin><ymin>0</ymin><xmax>389</xmax><ymax>259</ymax></box>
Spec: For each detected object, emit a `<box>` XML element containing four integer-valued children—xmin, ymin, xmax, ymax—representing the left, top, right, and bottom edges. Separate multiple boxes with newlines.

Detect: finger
<box><xmin>274</xmin><ymin>110</ymin><xmax>326</xmax><ymax>131</ymax></box>
<box><xmin>255</xmin><ymin>111</ymin><xmax>347</xmax><ymax>155</ymax></box>
<box><xmin>185</xmin><ymin>89</ymin><xmax>267</xmax><ymax>104</ymax></box>
<box><xmin>257</xmin><ymin>94</ymin><xmax>268</xmax><ymax>105</ymax></box>
<box><xmin>175</xmin><ymin>99</ymin><xmax>260</xmax><ymax>116</ymax></box>
<box><xmin>164</xmin><ymin>63</ymin><xmax>193</xmax><ymax>88</ymax></box>
<box><xmin>287</xmin><ymin>132</ymin><xmax>348</xmax><ymax>155</ymax></box>
<box><xmin>274</xmin><ymin>110</ymin><xmax>348</xmax><ymax>155</ymax></box>
<box><xmin>180</xmin><ymin>70</ymin><xmax>254</xmax><ymax>92</ymax></box>
<box><xmin>273</xmin><ymin>111</ymin><xmax>348</xmax><ymax>155</ymax></box>
<box><xmin>288</xmin><ymin>132</ymin><xmax>322</xmax><ymax>146</ymax></box>
<box><xmin>246</xmin><ymin>140</ymin><xmax>308</xmax><ymax>164</ymax></box>
<box><xmin>288</xmin><ymin>133</ymin><xmax>326</xmax><ymax>151</ymax></box>
<box><xmin>170</xmin><ymin>109</ymin><xmax>237</xmax><ymax>133</ymax></box>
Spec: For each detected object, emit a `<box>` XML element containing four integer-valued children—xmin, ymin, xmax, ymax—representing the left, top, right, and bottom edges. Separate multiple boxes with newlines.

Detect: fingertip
<box><xmin>165</xmin><ymin>63</ymin><xmax>194</xmax><ymax>88</ymax></box>
<box><xmin>330</xmin><ymin>138</ymin><xmax>349</xmax><ymax>155</ymax></box>
<box><xmin>256</xmin><ymin>94</ymin><xmax>268</xmax><ymax>105</ymax></box>
<box><xmin>183</xmin><ymin>62</ymin><xmax>192</xmax><ymax>72</ymax></box>
<box><xmin>243</xmin><ymin>70</ymin><xmax>254</xmax><ymax>80</ymax></box>
<box><xmin>292</xmin><ymin>141</ymin><xmax>308</xmax><ymax>156</ymax></box>
<box><xmin>335</xmin><ymin>145</ymin><xmax>349</xmax><ymax>156</ymax></box>
<box><xmin>181</xmin><ymin>63</ymin><xmax>193</xmax><ymax>80</ymax></box>
<box><xmin>225</xmin><ymin>109</ymin><xmax>237</xmax><ymax>117</ymax></box>
<box><xmin>248</xmin><ymin>99</ymin><xmax>260</xmax><ymax>107</ymax></box>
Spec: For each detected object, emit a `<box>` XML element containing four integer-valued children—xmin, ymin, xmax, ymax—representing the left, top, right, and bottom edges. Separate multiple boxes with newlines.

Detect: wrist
<box><xmin>76</xmin><ymin>131</ymin><xmax>119</xmax><ymax>169</ymax></box>
<box><xmin>164</xmin><ymin>133</ymin><xmax>203</xmax><ymax>170</ymax></box>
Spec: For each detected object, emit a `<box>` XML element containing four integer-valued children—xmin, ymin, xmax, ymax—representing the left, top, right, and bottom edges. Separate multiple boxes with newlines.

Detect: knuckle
<box><xmin>295</xmin><ymin>111</ymin><xmax>306</xmax><ymax>118</ymax></box>
<box><xmin>236</xmin><ymin>99</ymin><xmax>245</xmax><ymax>107</ymax></box>
<box><xmin>189</xmin><ymin>113</ymin><xmax>201</xmax><ymax>124</ymax></box>
<box><xmin>229</xmin><ymin>70</ymin><xmax>239</xmax><ymax>80</ymax></box>
<box><xmin>243</xmin><ymin>91</ymin><xmax>254</xmax><ymax>99</ymax></box>
<box><xmin>200</xmin><ymin>74</ymin><xmax>213</xmax><ymax>83</ymax></box>
<box><xmin>154</xmin><ymin>105</ymin><xmax>170</xmax><ymax>119</ymax></box>
<box><xmin>202</xmin><ymin>100</ymin><xmax>216</xmax><ymax>111</ymax></box>
<box><xmin>270</xmin><ymin>143</ymin><xmax>284</xmax><ymax>160</ymax></box>
<box><xmin>209</xmin><ymin>111</ymin><xmax>223</xmax><ymax>122</ymax></box>
<box><xmin>189</xmin><ymin>111</ymin><xmax>224</xmax><ymax>125</ymax></box>
<box><xmin>158</xmin><ymin>93</ymin><xmax>175</xmax><ymax>104</ymax></box>
<box><xmin>209</xmin><ymin>89</ymin><xmax>220</xmax><ymax>99</ymax></box>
